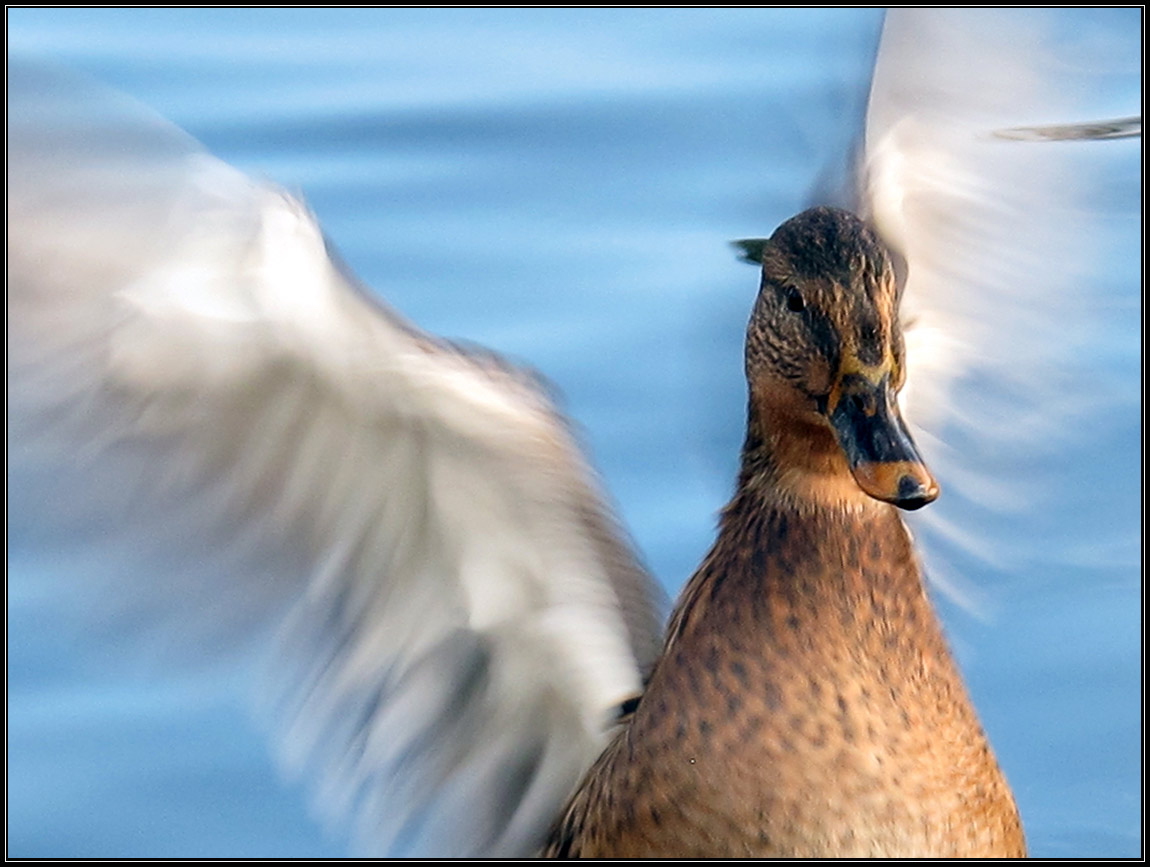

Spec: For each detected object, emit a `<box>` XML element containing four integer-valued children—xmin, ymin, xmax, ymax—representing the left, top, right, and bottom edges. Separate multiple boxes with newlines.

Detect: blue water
<box><xmin>7</xmin><ymin>8</ymin><xmax>1141</xmax><ymax>858</ymax></box>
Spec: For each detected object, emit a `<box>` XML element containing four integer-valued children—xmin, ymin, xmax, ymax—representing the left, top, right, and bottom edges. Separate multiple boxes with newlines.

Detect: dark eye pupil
<box><xmin>785</xmin><ymin>288</ymin><xmax>805</xmax><ymax>312</ymax></box>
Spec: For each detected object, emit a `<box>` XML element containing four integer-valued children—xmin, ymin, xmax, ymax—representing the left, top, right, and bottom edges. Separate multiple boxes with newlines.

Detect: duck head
<box><xmin>743</xmin><ymin>206</ymin><xmax>938</xmax><ymax>512</ymax></box>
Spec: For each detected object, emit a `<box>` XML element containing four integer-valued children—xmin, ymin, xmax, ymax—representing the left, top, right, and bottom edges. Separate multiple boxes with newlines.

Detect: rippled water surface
<box><xmin>7</xmin><ymin>8</ymin><xmax>1141</xmax><ymax>858</ymax></box>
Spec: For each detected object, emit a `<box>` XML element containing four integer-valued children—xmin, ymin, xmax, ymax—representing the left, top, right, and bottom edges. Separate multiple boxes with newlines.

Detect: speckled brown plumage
<box><xmin>545</xmin><ymin>498</ymin><xmax>1024</xmax><ymax>857</ymax></box>
<box><xmin>542</xmin><ymin>207</ymin><xmax>1025</xmax><ymax>858</ymax></box>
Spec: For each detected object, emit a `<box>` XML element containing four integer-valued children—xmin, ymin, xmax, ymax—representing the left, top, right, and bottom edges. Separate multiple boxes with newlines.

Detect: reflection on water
<box><xmin>7</xmin><ymin>7</ymin><xmax>1141</xmax><ymax>858</ymax></box>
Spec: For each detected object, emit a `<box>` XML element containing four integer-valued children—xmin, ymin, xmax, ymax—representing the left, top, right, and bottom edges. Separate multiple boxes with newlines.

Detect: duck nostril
<box><xmin>848</xmin><ymin>392</ymin><xmax>872</xmax><ymax>415</ymax></box>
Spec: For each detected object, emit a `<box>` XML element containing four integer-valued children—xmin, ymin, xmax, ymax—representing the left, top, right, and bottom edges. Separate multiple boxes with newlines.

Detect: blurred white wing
<box><xmin>7</xmin><ymin>63</ymin><xmax>665</xmax><ymax>857</ymax></box>
<box><xmin>854</xmin><ymin>9</ymin><xmax>1140</xmax><ymax>596</ymax></box>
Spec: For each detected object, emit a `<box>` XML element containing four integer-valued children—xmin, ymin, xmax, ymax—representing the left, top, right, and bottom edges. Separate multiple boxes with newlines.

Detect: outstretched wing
<box><xmin>853</xmin><ymin>9</ymin><xmax>1140</xmax><ymax>599</ymax></box>
<box><xmin>8</xmin><ymin>63</ymin><xmax>665</xmax><ymax>857</ymax></box>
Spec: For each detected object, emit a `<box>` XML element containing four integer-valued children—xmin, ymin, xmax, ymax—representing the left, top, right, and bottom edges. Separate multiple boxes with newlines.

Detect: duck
<box><xmin>7</xmin><ymin>8</ymin><xmax>1138</xmax><ymax>859</ymax></box>
<box><xmin>542</xmin><ymin>205</ymin><xmax>1024</xmax><ymax>857</ymax></box>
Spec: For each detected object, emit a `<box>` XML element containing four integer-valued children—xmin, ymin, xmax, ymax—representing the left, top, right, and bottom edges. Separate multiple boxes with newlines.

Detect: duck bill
<box><xmin>827</xmin><ymin>373</ymin><xmax>939</xmax><ymax>510</ymax></box>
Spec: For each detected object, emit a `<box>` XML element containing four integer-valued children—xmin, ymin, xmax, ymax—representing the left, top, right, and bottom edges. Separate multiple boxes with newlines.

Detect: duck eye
<box><xmin>784</xmin><ymin>287</ymin><xmax>806</xmax><ymax>313</ymax></box>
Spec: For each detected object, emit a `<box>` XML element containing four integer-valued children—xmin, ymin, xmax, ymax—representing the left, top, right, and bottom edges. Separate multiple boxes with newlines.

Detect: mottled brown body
<box><xmin>545</xmin><ymin>495</ymin><xmax>1024</xmax><ymax>857</ymax></box>
<box><xmin>543</xmin><ymin>208</ymin><xmax>1025</xmax><ymax>858</ymax></box>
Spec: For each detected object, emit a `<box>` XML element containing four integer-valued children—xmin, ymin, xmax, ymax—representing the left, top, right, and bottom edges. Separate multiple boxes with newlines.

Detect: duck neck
<box><xmin>738</xmin><ymin>397</ymin><xmax>875</xmax><ymax>513</ymax></box>
<box><xmin>665</xmin><ymin>480</ymin><xmax>935</xmax><ymax>659</ymax></box>
<box><xmin>663</xmin><ymin>397</ymin><xmax>933</xmax><ymax>650</ymax></box>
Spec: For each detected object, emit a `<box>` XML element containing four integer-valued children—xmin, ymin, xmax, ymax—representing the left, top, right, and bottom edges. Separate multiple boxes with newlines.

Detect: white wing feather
<box><xmin>8</xmin><ymin>64</ymin><xmax>664</xmax><ymax>857</ymax></box>
<box><xmin>855</xmin><ymin>9</ymin><xmax>1139</xmax><ymax>596</ymax></box>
